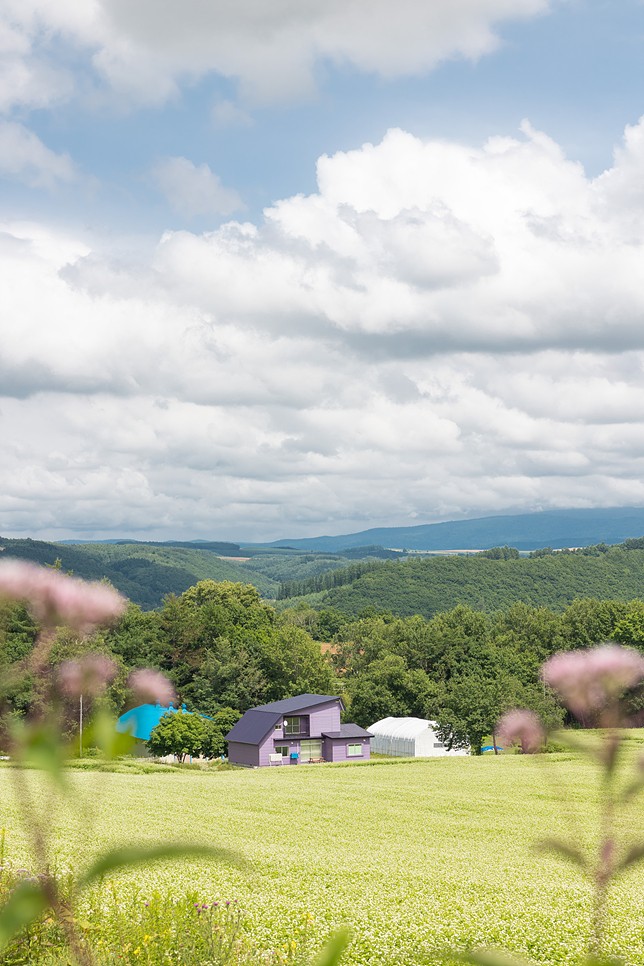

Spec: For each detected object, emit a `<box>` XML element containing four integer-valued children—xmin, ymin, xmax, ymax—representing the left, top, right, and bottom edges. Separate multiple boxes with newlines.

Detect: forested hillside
<box><xmin>0</xmin><ymin>538</ymin><xmax>277</xmax><ymax>608</ymax></box>
<box><xmin>285</xmin><ymin>541</ymin><xmax>644</xmax><ymax>617</ymax></box>
<box><xmin>0</xmin><ymin>538</ymin><xmax>388</xmax><ymax>609</ymax></box>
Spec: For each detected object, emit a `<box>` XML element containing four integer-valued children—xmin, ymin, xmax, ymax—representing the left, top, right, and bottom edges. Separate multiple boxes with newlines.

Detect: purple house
<box><xmin>226</xmin><ymin>693</ymin><xmax>371</xmax><ymax>767</ymax></box>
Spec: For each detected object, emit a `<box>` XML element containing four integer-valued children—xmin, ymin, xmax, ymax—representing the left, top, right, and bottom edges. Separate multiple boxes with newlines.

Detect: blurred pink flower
<box><xmin>497</xmin><ymin>709</ymin><xmax>545</xmax><ymax>754</ymax></box>
<box><xmin>542</xmin><ymin>645</ymin><xmax>644</xmax><ymax>718</ymax></box>
<box><xmin>0</xmin><ymin>560</ymin><xmax>126</xmax><ymax>633</ymax></box>
<box><xmin>58</xmin><ymin>654</ymin><xmax>118</xmax><ymax>698</ymax></box>
<box><xmin>128</xmin><ymin>669</ymin><xmax>176</xmax><ymax>706</ymax></box>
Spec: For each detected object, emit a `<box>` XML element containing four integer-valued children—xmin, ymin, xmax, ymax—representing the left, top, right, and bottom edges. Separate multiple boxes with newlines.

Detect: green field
<box><xmin>2</xmin><ymin>749</ymin><xmax>644</xmax><ymax>966</ymax></box>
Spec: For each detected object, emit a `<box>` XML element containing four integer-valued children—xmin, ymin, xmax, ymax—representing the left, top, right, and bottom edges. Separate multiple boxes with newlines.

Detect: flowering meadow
<box><xmin>2</xmin><ymin>745</ymin><xmax>644</xmax><ymax>966</ymax></box>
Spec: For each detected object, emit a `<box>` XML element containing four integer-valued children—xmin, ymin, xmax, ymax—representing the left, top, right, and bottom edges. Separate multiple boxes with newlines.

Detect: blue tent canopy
<box><xmin>116</xmin><ymin>703</ymin><xmax>211</xmax><ymax>741</ymax></box>
<box><xmin>116</xmin><ymin>703</ymin><xmax>179</xmax><ymax>741</ymax></box>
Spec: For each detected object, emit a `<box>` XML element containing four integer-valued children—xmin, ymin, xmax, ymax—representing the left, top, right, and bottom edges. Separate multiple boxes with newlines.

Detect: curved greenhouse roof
<box><xmin>369</xmin><ymin>716</ymin><xmax>439</xmax><ymax>739</ymax></box>
<box><xmin>368</xmin><ymin>716</ymin><xmax>468</xmax><ymax>757</ymax></box>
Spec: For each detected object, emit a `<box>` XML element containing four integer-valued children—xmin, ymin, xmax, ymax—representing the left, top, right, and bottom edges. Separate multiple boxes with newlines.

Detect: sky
<box><xmin>2</xmin><ymin>0</ymin><xmax>644</xmax><ymax>542</ymax></box>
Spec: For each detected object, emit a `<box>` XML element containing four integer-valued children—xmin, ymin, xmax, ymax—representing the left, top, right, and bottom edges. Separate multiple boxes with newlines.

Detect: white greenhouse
<box><xmin>368</xmin><ymin>716</ymin><xmax>469</xmax><ymax>757</ymax></box>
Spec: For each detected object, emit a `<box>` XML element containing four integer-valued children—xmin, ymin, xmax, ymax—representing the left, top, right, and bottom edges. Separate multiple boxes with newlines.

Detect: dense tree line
<box><xmin>277</xmin><ymin>560</ymin><xmax>387</xmax><ymax>599</ymax></box>
<box><xmin>2</xmin><ymin>575</ymin><xmax>644</xmax><ymax>756</ymax></box>
<box><xmin>277</xmin><ymin>597</ymin><xmax>644</xmax><ymax>751</ymax></box>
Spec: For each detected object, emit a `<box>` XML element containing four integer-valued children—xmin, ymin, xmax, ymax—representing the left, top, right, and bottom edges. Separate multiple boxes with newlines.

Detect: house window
<box><xmin>274</xmin><ymin>745</ymin><xmax>289</xmax><ymax>757</ymax></box>
<box><xmin>283</xmin><ymin>716</ymin><xmax>307</xmax><ymax>735</ymax></box>
<box><xmin>275</xmin><ymin>722</ymin><xmax>281</xmax><ymax>730</ymax></box>
<box><xmin>433</xmin><ymin>741</ymin><xmax>445</xmax><ymax>749</ymax></box>
<box><xmin>347</xmin><ymin>743</ymin><xmax>362</xmax><ymax>757</ymax></box>
<box><xmin>300</xmin><ymin>739</ymin><xmax>322</xmax><ymax>762</ymax></box>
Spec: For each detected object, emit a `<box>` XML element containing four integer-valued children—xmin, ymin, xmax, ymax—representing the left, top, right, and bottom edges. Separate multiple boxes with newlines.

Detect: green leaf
<box><xmin>550</xmin><ymin>730</ymin><xmax>603</xmax><ymax>762</ymax></box>
<box><xmin>445</xmin><ymin>950</ymin><xmax>532</xmax><ymax>966</ymax></box>
<box><xmin>616</xmin><ymin>842</ymin><xmax>644</xmax><ymax>874</ymax></box>
<box><xmin>17</xmin><ymin>723</ymin><xmax>68</xmax><ymax>791</ymax></box>
<box><xmin>312</xmin><ymin>927</ymin><xmax>352</xmax><ymax>966</ymax></box>
<box><xmin>537</xmin><ymin>837</ymin><xmax>588</xmax><ymax>870</ymax></box>
<box><xmin>77</xmin><ymin>843</ymin><xmax>244</xmax><ymax>891</ymax></box>
<box><xmin>619</xmin><ymin>774</ymin><xmax>644</xmax><ymax>803</ymax></box>
<box><xmin>75</xmin><ymin>708</ymin><xmax>135</xmax><ymax>761</ymax></box>
<box><xmin>0</xmin><ymin>880</ymin><xmax>48</xmax><ymax>952</ymax></box>
<box><xmin>581</xmin><ymin>956</ymin><xmax>625</xmax><ymax>966</ymax></box>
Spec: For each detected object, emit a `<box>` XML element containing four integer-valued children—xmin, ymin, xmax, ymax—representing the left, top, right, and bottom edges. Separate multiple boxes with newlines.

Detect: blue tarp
<box><xmin>117</xmin><ymin>703</ymin><xmax>213</xmax><ymax>741</ymax></box>
<box><xmin>116</xmin><ymin>703</ymin><xmax>179</xmax><ymax>740</ymax></box>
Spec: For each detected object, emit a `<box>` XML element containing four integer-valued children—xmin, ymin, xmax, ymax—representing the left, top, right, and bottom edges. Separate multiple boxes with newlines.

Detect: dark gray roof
<box><xmin>225</xmin><ymin>709</ymin><xmax>282</xmax><ymax>745</ymax></box>
<box><xmin>321</xmin><ymin>723</ymin><xmax>372</xmax><ymax>739</ymax></box>
<box><xmin>253</xmin><ymin>693</ymin><xmax>343</xmax><ymax>714</ymax></box>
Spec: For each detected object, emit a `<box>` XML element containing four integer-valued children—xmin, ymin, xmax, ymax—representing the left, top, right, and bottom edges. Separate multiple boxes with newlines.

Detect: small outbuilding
<box><xmin>368</xmin><ymin>716</ymin><xmax>468</xmax><ymax>757</ymax></box>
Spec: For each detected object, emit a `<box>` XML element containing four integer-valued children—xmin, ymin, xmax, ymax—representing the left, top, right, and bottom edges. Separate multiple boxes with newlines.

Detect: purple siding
<box><xmin>258</xmin><ymin>732</ymin><xmax>279</xmax><ymax>767</ymax></box>
<box><xmin>307</xmin><ymin>701</ymin><xmax>342</xmax><ymax>735</ymax></box>
<box><xmin>323</xmin><ymin>737</ymin><xmax>371</xmax><ymax>762</ymax></box>
<box><xmin>228</xmin><ymin>741</ymin><xmax>259</xmax><ymax>767</ymax></box>
<box><xmin>271</xmin><ymin>700</ymin><xmax>341</xmax><ymax>742</ymax></box>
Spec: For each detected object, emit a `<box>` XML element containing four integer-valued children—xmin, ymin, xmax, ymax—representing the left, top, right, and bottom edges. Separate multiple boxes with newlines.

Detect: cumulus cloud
<box><xmin>151</xmin><ymin>157</ymin><xmax>244</xmax><ymax>218</ymax></box>
<box><xmin>4</xmin><ymin>118</ymin><xmax>644</xmax><ymax>538</ymax></box>
<box><xmin>0</xmin><ymin>122</ymin><xmax>76</xmax><ymax>188</ymax></box>
<box><xmin>0</xmin><ymin>0</ymin><xmax>550</xmax><ymax>110</ymax></box>
<box><xmin>138</xmin><ymin>120</ymin><xmax>644</xmax><ymax>353</ymax></box>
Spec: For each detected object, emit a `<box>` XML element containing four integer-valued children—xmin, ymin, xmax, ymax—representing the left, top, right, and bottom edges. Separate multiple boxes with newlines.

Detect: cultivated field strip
<box><xmin>2</xmin><ymin>754</ymin><xmax>643</xmax><ymax>965</ymax></box>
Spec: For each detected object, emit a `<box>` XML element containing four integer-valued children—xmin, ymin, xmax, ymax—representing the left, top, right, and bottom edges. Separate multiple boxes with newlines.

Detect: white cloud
<box><xmin>0</xmin><ymin>1</ymin><xmax>95</xmax><ymax>113</ymax></box>
<box><xmin>4</xmin><ymin>117</ymin><xmax>644</xmax><ymax>539</ymax></box>
<box><xmin>0</xmin><ymin>122</ymin><xmax>76</xmax><ymax>187</ymax></box>
<box><xmin>95</xmin><ymin>0</ymin><xmax>550</xmax><ymax>104</ymax></box>
<box><xmin>151</xmin><ymin>157</ymin><xmax>244</xmax><ymax>218</ymax></box>
<box><xmin>0</xmin><ymin>0</ymin><xmax>550</xmax><ymax>110</ymax></box>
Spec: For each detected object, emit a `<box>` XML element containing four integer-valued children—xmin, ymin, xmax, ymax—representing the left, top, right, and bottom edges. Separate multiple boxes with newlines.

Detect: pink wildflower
<box><xmin>128</xmin><ymin>668</ymin><xmax>176</xmax><ymax>706</ymax></box>
<box><xmin>542</xmin><ymin>645</ymin><xmax>644</xmax><ymax>719</ymax></box>
<box><xmin>0</xmin><ymin>560</ymin><xmax>126</xmax><ymax>634</ymax></box>
<box><xmin>497</xmin><ymin>709</ymin><xmax>545</xmax><ymax>754</ymax></box>
<box><xmin>57</xmin><ymin>654</ymin><xmax>118</xmax><ymax>698</ymax></box>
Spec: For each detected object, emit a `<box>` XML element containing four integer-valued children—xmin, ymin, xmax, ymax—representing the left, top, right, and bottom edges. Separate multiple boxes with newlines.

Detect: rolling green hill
<box><xmin>285</xmin><ymin>541</ymin><xmax>644</xmax><ymax>617</ymax></box>
<box><xmin>0</xmin><ymin>538</ymin><xmax>278</xmax><ymax>609</ymax></box>
<box><xmin>0</xmin><ymin>538</ymin><xmax>381</xmax><ymax>609</ymax></box>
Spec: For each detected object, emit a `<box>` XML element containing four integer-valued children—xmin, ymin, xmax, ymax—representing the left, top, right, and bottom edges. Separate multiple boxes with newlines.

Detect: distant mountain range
<box><xmin>260</xmin><ymin>507</ymin><xmax>644</xmax><ymax>553</ymax></box>
<box><xmin>5</xmin><ymin>508</ymin><xmax>644</xmax><ymax>610</ymax></box>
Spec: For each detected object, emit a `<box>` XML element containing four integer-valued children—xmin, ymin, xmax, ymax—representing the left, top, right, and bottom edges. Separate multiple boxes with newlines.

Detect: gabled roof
<box><xmin>321</xmin><ymin>724</ymin><xmax>372</xmax><ymax>739</ymax></box>
<box><xmin>225</xmin><ymin>709</ymin><xmax>282</xmax><ymax>745</ymax></box>
<box><xmin>253</xmin><ymin>694</ymin><xmax>343</xmax><ymax>714</ymax></box>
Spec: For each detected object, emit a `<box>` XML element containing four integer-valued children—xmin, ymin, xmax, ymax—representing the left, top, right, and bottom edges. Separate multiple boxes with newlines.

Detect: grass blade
<box><xmin>77</xmin><ymin>844</ymin><xmax>243</xmax><ymax>891</ymax></box>
<box><xmin>537</xmin><ymin>837</ymin><xmax>587</xmax><ymax>870</ymax></box>
<box><xmin>448</xmin><ymin>951</ymin><xmax>532</xmax><ymax>966</ymax></box>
